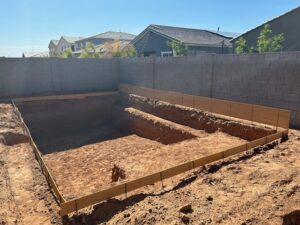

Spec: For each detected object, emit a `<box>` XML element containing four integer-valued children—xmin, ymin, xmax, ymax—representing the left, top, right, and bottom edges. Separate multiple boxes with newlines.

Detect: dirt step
<box><xmin>122</xmin><ymin>94</ymin><xmax>276</xmax><ymax>141</ymax></box>
<box><xmin>122</xmin><ymin>107</ymin><xmax>209</xmax><ymax>144</ymax></box>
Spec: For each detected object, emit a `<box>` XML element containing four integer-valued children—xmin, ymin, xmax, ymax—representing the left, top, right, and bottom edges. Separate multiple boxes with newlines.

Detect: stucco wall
<box><xmin>0</xmin><ymin>58</ymin><xmax>119</xmax><ymax>98</ymax></box>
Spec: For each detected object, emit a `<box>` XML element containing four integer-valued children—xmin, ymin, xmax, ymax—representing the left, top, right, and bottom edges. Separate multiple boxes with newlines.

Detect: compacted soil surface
<box><xmin>65</xmin><ymin>130</ymin><xmax>300</xmax><ymax>225</ymax></box>
<box><xmin>0</xmin><ymin>103</ymin><xmax>62</xmax><ymax>225</ymax></box>
<box><xmin>43</xmin><ymin>130</ymin><xmax>246</xmax><ymax>200</ymax></box>
<box><xmin>1</xmin><ymin>102</ymin><xmax>299</xmax><ymax>225</ymax></box>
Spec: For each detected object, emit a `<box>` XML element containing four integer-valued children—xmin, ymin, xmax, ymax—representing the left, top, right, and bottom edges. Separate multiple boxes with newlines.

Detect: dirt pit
<box><xmin>16</xmin><ymin>94</ymin><xmax>276</xmax><ymax>201</ymax></box>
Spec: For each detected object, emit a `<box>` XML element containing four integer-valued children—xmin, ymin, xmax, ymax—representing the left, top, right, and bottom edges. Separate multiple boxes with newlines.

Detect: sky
<box><xmin>0</xmin><ymin>0</ymin><xmax>299</xmax><ymax>57</ymax></box>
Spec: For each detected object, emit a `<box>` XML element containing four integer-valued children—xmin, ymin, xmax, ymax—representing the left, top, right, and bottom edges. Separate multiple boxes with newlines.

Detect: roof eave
<box><xmin>186</xmin><ymin>43</ymin><xmax>232</xmax><ymax>48</ymax></box>
<box><xmin>131</xmin><ymin>25</ymin><xmax>180</xmax><ymax>45</ymax></box>
<box><xmin>231</xmin><ymin>5</ymin><xmax>300</xmax><ymax>42</ymax></box>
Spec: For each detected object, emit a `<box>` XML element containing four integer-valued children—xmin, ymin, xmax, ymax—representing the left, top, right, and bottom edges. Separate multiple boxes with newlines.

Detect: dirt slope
<box><xmin>1</xmin><ymin>102</ymin><xmax>299</xmax><ymax>225</ymax></box>
<box><xmin>0</xmin><ymin>103</ymin><xmax>61</xmax><ymax>225</ymax></box>
<box><xmin>65</xmin><ymin>130</ymin><xmax>300</xmax><ymax>225</ymax></box>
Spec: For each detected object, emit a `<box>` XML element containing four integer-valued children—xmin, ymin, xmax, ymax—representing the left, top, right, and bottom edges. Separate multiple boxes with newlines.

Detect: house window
<box><xmin>161</xmin><ymin>51</ymin><xmax>173</xmax><ymax>57</ymax></box>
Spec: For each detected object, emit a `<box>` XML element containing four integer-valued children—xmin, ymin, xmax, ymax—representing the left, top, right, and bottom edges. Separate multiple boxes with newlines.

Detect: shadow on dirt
<box><xmin>62</xmin><ymin>175</ymin><xmax>197</xmax><ymax>224</ymax></box>
<box><xmin>282</xmin><ymin>210</ymin><xmax>300</xmax><ymax>225</ymax></box>
<box><xmin>62</xmin><ymin>136</ymin><xmax>287</xmax><ymax>224</ymax></box>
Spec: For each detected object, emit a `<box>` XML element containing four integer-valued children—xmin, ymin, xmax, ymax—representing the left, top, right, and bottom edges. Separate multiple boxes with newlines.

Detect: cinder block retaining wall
<box><xmin>0</xmin><ymin>58</ymin><xmax>119</xmax><ymax>98</ymax></box>
<box><xmin>119</xmin><ymin>52</ymin><xmax>300</xmax><ymax>128</ymax></box>
<box><xmin>1</xmin><ymin>52</ymin><xmax>299</xmax><ymax>127</ymax></box>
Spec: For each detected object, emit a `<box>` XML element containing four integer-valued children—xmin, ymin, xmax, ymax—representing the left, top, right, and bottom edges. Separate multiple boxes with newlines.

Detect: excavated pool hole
<box><xmin>16</xmin><ymin>94</ymin><xmax>276</xmax><ymax>200</ymax></box>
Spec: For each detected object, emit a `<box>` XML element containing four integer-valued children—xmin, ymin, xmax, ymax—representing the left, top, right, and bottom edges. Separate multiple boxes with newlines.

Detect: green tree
<box><xmin>235</xmin><ymin>37</ymin><xmax>255</xmax><ymax>54</ymax></box>
<box><xmin>257</xmin><ymin>24</ymin><xmax>284</xmax><ymax>53</ymax></box>
<box><xmin>79</xmin><ymin>42</ymin><xmax>102</xmax><ymax>58</ymax></box>
<box><xmin>235</xmin><ymin>37</ymin><xmax>249</xmax><ymax>54</ymax></box>
<box><xmin>121</xmin><ymin>44</ymin><xmax>137</xmax><ymax>58</ymax></box>
<box><xmin>166</xmin><ymin>40</ymin><xmax>187</xmax><ymax>56</ymax></box>
<box><xmin>62</xmin><ymin>48</ymin><xmax>73</xmax><ymax>58</ymax></box>
<box><xmin>53</xmin><ymin>48</ymin><xmax>73</xmax><ymax>58</ymax></box>
<box><xmin>104</xmin><ymin>40</ymin><xmax>137</xmax><ymax>58</ymax></box>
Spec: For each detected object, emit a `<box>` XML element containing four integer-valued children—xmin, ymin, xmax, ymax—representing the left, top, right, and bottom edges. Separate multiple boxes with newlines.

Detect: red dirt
<box><xmin>0</xmin><ymin>104</ymin><xmax>62</xmax><ymax>225</ymax></box>
<box><xmin>123</xmin><ymin>94</ymin><xmax>275</xmax><ymax>141</ymax></box>
<box><xmin>65</xmin><ymin>130</ymin><xmax>300</xmax><ymax>225</ymax></box>
<box><xmin>125</xmin><ymin>107</ymin><xmax>197</xmax><ymax>144</ymax></box>
<box><xmin>1</xmin><ymin>99</ymin><xmax>299</xmax><ymax>225</ymax></box>
<box><xmin>43</xmin><ymin>129</ymin><xmax>245</xmax><ymax>200</ymax></box>
<box><xmin>0</xmin><ymin>104</ymin><xmax>28</xmax><ymax>146</ymax></box>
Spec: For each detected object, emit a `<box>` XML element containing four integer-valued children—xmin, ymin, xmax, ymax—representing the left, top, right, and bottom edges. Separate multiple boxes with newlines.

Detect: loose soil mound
<box><xmin>0</xmin><ymin>104</ymin><xmax>28</xmax><ymax>146</ymax></box>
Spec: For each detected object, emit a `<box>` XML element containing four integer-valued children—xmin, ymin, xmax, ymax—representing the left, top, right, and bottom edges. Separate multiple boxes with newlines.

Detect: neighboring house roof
<box><xmin>48</xmin><ymin>39</ymin><xmax>59</xmax><ymax>48</ymax></box>
<box><xmin>208</xmin><ymin>30</ymin><xmax>240</xmax><ymax>39</ymax></box>
<box><xmin>61</xmin><ymin>36</ymin><xmax>84</xmax><ymax>43</ymax></box>
<box><xmin>22</xmin><ymin>51</ymin><xmax>49</xmax><ymax>58</ymax></box>
<box><xmin>51</xmin><ymin>40</ymin><xmax>59</xmax><ymax>45</ymax></box>
<box><xmin>231</xmin><ymin>6</ymin><xmax>300</xmax><ymax>42</ymax></box>
<box><xmin>77</xmin><ymin>31</ymin><xmax>136</xmax><ymax>43</ymax></box>
<box><xmin>132</xmin><ymin>24</ymin><xmax>234</xmax><ymax>47</ymax></box>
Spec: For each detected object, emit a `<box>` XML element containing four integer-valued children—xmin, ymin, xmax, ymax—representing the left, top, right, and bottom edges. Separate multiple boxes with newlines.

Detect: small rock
<box><xmin>179</xmin><ymin>204</ymin><xmax>192</xmax><ymax>214</ymax></box>
<box><xmin>206</xmin><ymin>196</ymin><xmax>213</xmax><ymax>201</ymax></box>
<box><xmin>181</xmin><ymin>215</ymin><xmax>190</xmax><ymax>224</ymax></box>
<box><xmin>123</xmin><ymin>213</ymin><xmax>130</xmax><ymax>218</ymax></box>
<box><xmin>111</xmin><ymin>164</ymin><xmax>126</xmax><ymax>182</ymax></box>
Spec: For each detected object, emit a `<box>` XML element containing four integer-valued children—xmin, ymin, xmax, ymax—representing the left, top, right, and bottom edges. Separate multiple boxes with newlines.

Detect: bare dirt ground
<box><xmin>1</xmin><ymin>102</ymin><xmax>299</xmax><ymax>225</ymax></box>
<box><xmin>43</xmin><ymin>130</ymin><xmax>246</xmax><ymax>201</ymax></box>
<box><xmin>0</xmin><ymin>103</ymin><xmax>62</xmax><ymax>225</ymax></box>
<box><xmin>65</xmin><ymin>130</ymin><xmax>300</xmax><ymax>225</ymax></box>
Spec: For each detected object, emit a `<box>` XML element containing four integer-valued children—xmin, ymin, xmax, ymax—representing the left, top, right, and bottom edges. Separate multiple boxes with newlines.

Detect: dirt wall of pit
<box><xmin>16</xmin><ymin>94</ymin><xmax>117</xmax><ymax>142</ymax></box>
<box><xmin>119</xmin><ymin>93</ymin><xmax>276</xmax><ymax>141</ymax></box>
<box><xmin>117</xmin><ymin>107</ymin><xmax>197</xmax><ymax>144</ymax></box>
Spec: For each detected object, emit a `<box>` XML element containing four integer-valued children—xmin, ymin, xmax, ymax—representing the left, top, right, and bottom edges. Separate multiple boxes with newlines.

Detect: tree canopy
<box><xmin>257</xmin><ymin>24</ymin><xmax>284</xmax><ymax>53</ymax></box>
<box><xmin>235</xmin><ymin>24</ymin><xmax>284</xmax><ymax>54</ymax></box>
<box><xmin>166</xmin><ymin>40</ymin><xmax>187</xmax><ymax>56</ymax></box>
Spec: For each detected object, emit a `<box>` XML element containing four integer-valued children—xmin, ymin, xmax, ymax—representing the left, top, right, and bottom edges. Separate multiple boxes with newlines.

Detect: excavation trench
<box><xmin>15</xmin><ymin>93</ymin><xmax>276</xmax><ymax>199</ymax></box>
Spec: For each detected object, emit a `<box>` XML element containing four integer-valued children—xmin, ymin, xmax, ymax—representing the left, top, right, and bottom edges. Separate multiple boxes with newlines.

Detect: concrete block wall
<box><xmin>1</xmin><ymin>52</ymin><xmax>299</xmax><ymax>127</ymax></box>
<box><xmin>0</xmin><ymin>58</ymin><xmax>119</xmax><ymax>98</ymax></box>
<box><xmin>212</xmin><ymin>52</ymin><xmax>300</xmax><ymax>128</ymax></box>
<box><xmin>119</xmin><ymin>57</ymin><xmax>154</xmax><ymax>88</ymax></box>
<box><xmin>154</xmin><ymin>56</ymin><xmax>214</xmax><ymax>96</ymax></box>
<box><xmin>120</xmin><ymin>52</ymin><xmax>300</xmax><ymax>128</ymax></box>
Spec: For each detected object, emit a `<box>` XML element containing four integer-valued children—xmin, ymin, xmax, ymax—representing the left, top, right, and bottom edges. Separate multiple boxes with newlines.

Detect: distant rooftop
<box><xmin>50</xmin><ymin>40</ymin><xmax>59</xmax><ymax>45</ymax></box>
<box><xmin>78</xmin><ymin>31</ymin><xmax>136</xmax><ymax>42</ymax></box>
<box><xmin>135</xmin><ymin>24</ymin><xmax>236</xmax><ymax>46</ymax></box>
<box><xmin>62</xmin><ymin>36</ymin><xmax>84</xmax><ymax>43</ymax></box>
<box><xmin>208</xmin><ymin>30</ymin><xmax>240</xmax><ymax>39</ymax></box>
<box><xmin>22</xmin><ymin>51</ymin><xmax>49</xmax><ymax>58</ymax></box>
<box><xmin>232</xmin><ymin>5</ymin><xmax>300</xmax><ymax>41</ymax></box>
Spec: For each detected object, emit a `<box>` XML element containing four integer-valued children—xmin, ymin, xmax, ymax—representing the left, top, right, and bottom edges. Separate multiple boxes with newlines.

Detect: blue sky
<box><xmin>0</xmin><ymin>0</ymin><xmax>299</xmax><ymax>57</ymax></box>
